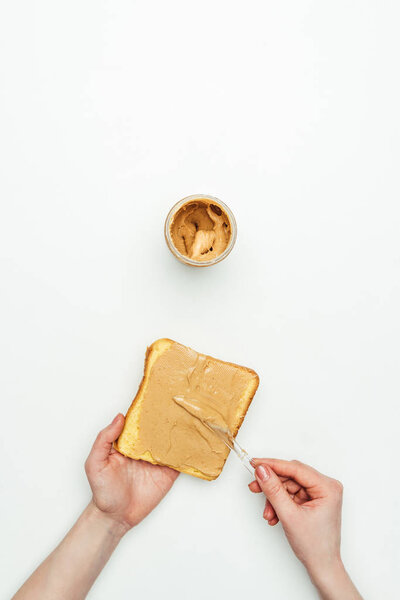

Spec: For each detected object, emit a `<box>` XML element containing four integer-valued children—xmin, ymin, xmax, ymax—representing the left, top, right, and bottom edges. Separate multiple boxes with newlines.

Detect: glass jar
<box><xmin>164</xmin><ymin>194</ymin><xmax>237</xmax><ymax>267</ymax></box>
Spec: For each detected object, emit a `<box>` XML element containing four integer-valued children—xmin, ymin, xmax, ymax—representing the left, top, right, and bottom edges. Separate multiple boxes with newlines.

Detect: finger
<box><xmin>89</xmin><ymin>414</ymin><xmax>125</xmax><ymax>467</ymax></box>
<box><xmin>296</xmin><ymin>487</ymin><xmax>309</xmax><ymax>501</ymax></box>
<box><xmin>263</xmin><ymin>499</ymin><xmax>277</xmax><ymax>522</ymax></box>
<box><xmin>253</xmin><ymin>458</ymin><xmax>327</xmax><ymax>491</ymax></box>
<box><xmin>293</xmin><ymin>494</ymin><xmax>307</xmax><ymax>505</ymax></box>
<box><xmin>268</xmin><ymin>516</ymin><xmax>279</xmax><ymax>526</ymax></box>
<box><xmin>248</xmin><ymin>480</ymin><xmax>262</xmax><ymax>493</ymax></box>
<box><xmin>283</xmin><ymin>479</ymin><xmax>302</xmax><ymax>495</ymax></box>
<box><xmin>249</xmin><ymin>477</ymin><xmax>290</xmax><ymax>493</ymax></box>
<box><xmin>279</xmin><ymin>476</ymin><xmax>291</xmax><ymax>483</ymax></box>
<box><xmin>255</xmin><ymin>464</ymin><xmax>296</xmax><ymax>519</ymax></box>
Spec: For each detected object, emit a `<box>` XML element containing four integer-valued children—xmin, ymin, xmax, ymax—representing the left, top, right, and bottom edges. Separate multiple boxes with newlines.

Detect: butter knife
<box><xmin>203</xmin><ymin>421</ymin><xmax>254</xmax><ymax>475</ymax></box>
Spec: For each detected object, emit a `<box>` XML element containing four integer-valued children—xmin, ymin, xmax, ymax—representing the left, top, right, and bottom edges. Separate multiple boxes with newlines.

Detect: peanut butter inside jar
<box><xmin>165</xmin><ymin>195</ymin><xmax>237</xmax><ymax>266</ymax></box>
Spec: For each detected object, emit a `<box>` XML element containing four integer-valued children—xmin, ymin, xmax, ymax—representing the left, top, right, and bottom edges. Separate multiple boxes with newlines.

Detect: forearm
<box><xmin>308</xmin><ymin>559</ymin><xmax>363</xmax><ymax>600</ymax></box>
<box><xmin>13</xmin><ymin>501</ymin><xmax>128</xmax><ymax>600</ymax></box>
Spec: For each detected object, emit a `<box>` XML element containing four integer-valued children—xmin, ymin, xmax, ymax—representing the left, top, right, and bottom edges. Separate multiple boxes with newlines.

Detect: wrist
<box><xmin>307</xmin><ymin>558</ymin><xmax>360</xmax><ymax>600</ymax></box>
<box><xmin>86</xmin><ymin>501</ymin><xmax>131</xmax><ymax>540</ymax></box>
<box><xmin>307</xmin><ymin>555</ymin><xmax>344</xmax><ymax>586</ymax></box>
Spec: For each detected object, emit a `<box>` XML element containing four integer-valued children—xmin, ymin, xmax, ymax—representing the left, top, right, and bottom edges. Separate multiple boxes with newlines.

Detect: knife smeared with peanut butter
<box><xmin>173</xmin><ymin>395</ymin><xmax>230</xmax><ymax>435</ymax></box>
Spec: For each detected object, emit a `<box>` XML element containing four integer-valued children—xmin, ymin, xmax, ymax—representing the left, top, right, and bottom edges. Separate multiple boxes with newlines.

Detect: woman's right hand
<box><xmin>249</xmin><ymin>458</ymin><xmax>362</xmax><ymax>600</ymax></box>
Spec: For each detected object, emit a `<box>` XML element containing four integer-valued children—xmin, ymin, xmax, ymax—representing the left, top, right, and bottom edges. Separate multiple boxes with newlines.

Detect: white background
<box><xmin>1</xmin><ymin>1</ymin><xmax>399</xmax><ymax>598</ymax></box>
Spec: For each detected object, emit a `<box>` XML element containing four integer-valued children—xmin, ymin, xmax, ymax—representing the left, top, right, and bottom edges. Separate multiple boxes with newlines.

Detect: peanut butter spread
<box><xmin>132</xmin><ymin>341</ymin><xmax>257</xmax><ymax>479</ymax></box>
<box><xmin>173</xmin><ymin>395</ymin><xmax>230</xmax><ymax>434</ymax></box>
<box><xmin>169</xmin><ymin>199</ymin><xmax>231</xmax><ymax>262</ymax></box>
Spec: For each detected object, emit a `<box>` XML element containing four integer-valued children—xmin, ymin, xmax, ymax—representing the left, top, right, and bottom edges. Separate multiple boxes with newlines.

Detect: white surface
<box><xmin>1</xmin><ymin>1</ymin><xmax>399</xmax><ymax>598</ymax></box>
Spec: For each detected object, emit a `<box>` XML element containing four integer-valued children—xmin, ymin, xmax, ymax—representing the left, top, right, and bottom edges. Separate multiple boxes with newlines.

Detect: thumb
<box><xmin>255</xmin><ymin>464</ymin><xmax>296</xmax><ymax>519</ymax></box>
<box><xmin>90</xmin><ymin>413</ymin><xmax>125</xmax><ymax>466</ymax></box>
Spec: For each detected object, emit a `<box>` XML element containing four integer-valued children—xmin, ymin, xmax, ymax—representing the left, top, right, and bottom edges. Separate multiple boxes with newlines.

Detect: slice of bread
<box><xmin>115</xmin><ymin>339</ymin><xmax>259</xmax><ymax>480</ymax></box>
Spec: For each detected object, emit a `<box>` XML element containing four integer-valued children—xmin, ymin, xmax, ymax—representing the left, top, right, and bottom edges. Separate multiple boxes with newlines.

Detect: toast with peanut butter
<box><xmin>115</xmin><ymin>339</ymin><xmax>259</xmax><ymax>480</ymax></box>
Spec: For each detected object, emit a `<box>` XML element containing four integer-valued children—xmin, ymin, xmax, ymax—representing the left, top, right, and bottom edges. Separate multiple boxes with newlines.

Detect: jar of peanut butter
<box><xmin>164</xmin><ymin>195</ymin><xmax>237</xmax><ymax>267</ymax></box>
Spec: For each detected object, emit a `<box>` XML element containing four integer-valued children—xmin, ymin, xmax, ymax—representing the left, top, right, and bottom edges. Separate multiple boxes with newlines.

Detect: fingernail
<box><xmin>112</xmin><ymin>414</ymin><xmax>120</xmax><ymax>424</ymax></box>
<box><xmin>256</xmin><ymin>465</ymin><xmax>269</xmax><ymax>481</ymax></box>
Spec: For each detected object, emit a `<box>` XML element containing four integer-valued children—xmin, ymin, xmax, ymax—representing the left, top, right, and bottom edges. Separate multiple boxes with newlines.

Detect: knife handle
<box><xmin>232</xmin><ymin>437</ymin><xmax>254</xmax><ymax>475</ymax></box>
